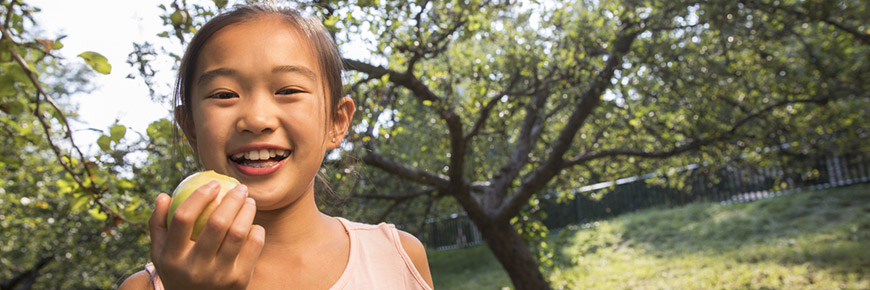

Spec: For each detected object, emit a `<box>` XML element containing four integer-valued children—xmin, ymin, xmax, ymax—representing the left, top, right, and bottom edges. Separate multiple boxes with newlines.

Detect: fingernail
<box><xmin>206</xmin><ymin>180</ymin><xmax>220</xmax><ymax>189</ymax></box>
<box><xmin>235</xmin><ymin>184</ymin><xmax>248</xmax><ymax>197</ymax></box>
<box><xmin>246</xmin><ymin>197</ymin><xmax>256</xmax><ymax>205</ymax></box>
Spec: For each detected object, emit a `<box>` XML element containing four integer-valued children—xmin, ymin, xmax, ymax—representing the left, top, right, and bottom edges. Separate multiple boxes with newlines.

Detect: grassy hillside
<box><xmin>428</xmin><ymin>183</ymin><xmax>870</xmax><ymax>289</ymax></box>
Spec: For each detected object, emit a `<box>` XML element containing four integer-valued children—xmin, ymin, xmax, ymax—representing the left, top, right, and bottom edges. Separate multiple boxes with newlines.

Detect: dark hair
<box><xmin>173</xmin><ymin>3</ymin><xmax>344</xmax><ymax>128</ymax></box>
<box><xmin>171</xmin><ymin>4</ymin><xmax>348</xmax><ymax>203</ymax></box>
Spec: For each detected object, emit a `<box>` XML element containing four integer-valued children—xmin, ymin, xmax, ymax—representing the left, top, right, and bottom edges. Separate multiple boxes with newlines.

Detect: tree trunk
<box><xmin>475</xmin><ymin>218</ymin><xmax>552</xmax><ymax>290</ymax></box>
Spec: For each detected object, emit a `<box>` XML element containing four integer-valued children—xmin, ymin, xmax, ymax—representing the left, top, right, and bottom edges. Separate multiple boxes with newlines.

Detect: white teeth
<box><xmin>232</xmin><ymin>149</ymin><xmax>290</xmax><ymax>161</ymax></box>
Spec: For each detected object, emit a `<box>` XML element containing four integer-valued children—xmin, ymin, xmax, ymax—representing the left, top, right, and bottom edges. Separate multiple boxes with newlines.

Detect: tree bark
<box><xmin>470</xmin><ymin>214</ymin><xmax>551</xmax><ymax>290</ymax></box>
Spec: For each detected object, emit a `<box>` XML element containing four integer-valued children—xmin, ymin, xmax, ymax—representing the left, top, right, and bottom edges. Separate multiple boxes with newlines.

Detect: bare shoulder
<box><xmin>398</xmin><ymin>230</ymin><xmax>435</xmax><ymax>289</ymax></box>
<box><xmin>118</xmin><ymin>270</ymin><xmax>152</xmax><ymax>290</ymax></box>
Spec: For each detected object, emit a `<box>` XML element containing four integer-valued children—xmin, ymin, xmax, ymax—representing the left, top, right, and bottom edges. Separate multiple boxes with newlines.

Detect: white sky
<box><xmin>28</xmin><ymin>0</ymin><xmax>173</xmax><ymax>152</ymax></box>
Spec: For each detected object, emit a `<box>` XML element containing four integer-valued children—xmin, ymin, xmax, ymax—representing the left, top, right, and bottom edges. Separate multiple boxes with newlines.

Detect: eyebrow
<box><xmin>197</xmin><ymin>67</ymin><xmax>237</xmax><ymax>86</ymax></box>
<box><xmin>272</xmin><ymin>65</ymin><xmax>317</xmax><ymax>81</ymax></box>
<box><xmin>196</xmin><ymin>65</ymin><xmax>318</xmax><ymax>86</ymax></box>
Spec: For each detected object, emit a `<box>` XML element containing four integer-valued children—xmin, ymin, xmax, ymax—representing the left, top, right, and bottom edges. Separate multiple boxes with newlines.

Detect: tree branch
<box><xmin>562</xmin><ymin>97</ymin><xmax>835</xmax><ymax>168</ymax></box>
<box><xmin>354</xmin><ymin>188</ymin><xmax>434</xmax><ymax>201</ymax></box>
<box><xmin>486</xmin><ymin>89</ymin><xmax>548</xmax><ymax>210</ymax></box>
<box><xmin>463</xmin><ymin>66</ymin><xmax>524</xmax><ymax>143</ymax></box>
<box><xmin>0</xmin><ymin>21</ymin><xmax>146</xmax><ymax>233</ymax></box>
<box><xmin>345</xmin><ymin>58</ymin><xmax>472</xmax><ymax>203</ymax></box>
<box><xmin>494</xmin><ymin>23</ymin><xmax>643</xmax><ymax>221</ymax></box>
<box><xmin>361</xmin><ymin>150</ymin><xmax>450</xmax><ymax>190</ymax></box>
<box><xmin>356</xmin><ymin>188</ymin><xmax>435</xmax><ymax>222</ymax></box>
<box><xmin>742</xmin><ymin>0</ymin><xmax>870</xmax><ymax>44</ymax></box>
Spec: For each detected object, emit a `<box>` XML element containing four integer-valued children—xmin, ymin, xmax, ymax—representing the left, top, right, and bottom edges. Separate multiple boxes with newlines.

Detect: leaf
<box><xmin>36</xmin><ymin>39</ymin><xmax>54</xmax><ymax>53</ymax></box>
<box><xmin>110</xmin><ymin>125</ymin><xmax>126</xmax><ymax>142</ymax></box>
<box><xmin>78</xmin><ymin>51</ymin><xmax>111</xmax><ymax>74</ymax></box>
<box><xmin>213</xmin><ymin>0</ymin><xmax>228</xmax><ymax>9</ymax></box>
<box><xmin>52</xmin><ymin>36</ymin><xmax>64</xmax><ymax>50</ymax></box>
<box><xmin>89</xmin><ymin>207</ymin><xmax>108</xmax><ymax>221</ymax></box>
<box><xmin>4</xmin><ymin>99</ymin><xmax>24</xmax><ymax>115</ymax></box>
<box><xmin>72</xmin><ymin>195</ymin><xmax>89</xmax><ymax>211</ymax></box>
<box><xmin>170</xmin><ymin>10</ymin><xmax>186</xmax><ymax>26</ymax></box>
<box><xmin>97</xmin><ymin>135</ymin><xmax>111</xmax><ymax>151</ymax></box>
<box><xmin>0</xmin><ymin>75</ymin><xmax>16</xmax><ymax>98</ymax></box>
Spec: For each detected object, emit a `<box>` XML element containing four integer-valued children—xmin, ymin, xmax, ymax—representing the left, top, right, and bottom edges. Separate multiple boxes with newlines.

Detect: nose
<box><xmin>235</xmin><ymin>92</ymin><xmax>278</xmax><ymax>134</ymax></box>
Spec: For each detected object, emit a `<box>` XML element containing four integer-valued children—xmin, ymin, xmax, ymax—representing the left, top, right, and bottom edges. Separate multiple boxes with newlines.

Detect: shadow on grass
<box><xmin>427</xmin><ymin>243</ymin><xmax>512</xmax><ymax>289</ymax></box>
<box><xmin>428</xmin><ymin>184</ymin><xmax>870</xmax><ymax>289</ymax></box>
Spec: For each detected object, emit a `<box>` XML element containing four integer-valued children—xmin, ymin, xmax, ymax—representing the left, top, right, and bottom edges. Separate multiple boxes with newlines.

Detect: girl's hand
<box><xmin>149</xmin><ymin>181</ymin><xmax>265</xmax><ymax>289</ymax></box>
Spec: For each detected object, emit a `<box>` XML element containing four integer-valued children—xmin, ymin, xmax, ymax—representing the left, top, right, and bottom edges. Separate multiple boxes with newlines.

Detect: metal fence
<box><xmin>421</xmin><ymin>152</ymin><xmax>870</xmax><ymax>250</ymax></box>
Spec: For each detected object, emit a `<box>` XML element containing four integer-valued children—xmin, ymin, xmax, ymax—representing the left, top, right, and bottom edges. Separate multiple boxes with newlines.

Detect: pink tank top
<box><xmin>145</xmin><ymin>217</ymin><xmax>432</xmax><ymax>290</ymax></box>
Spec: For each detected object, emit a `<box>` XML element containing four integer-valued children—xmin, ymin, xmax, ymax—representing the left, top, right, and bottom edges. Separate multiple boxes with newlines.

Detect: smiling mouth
<box><xmin>229</xmin><ymin>149</ymin><xmax>291</xmax><ymax>168</ymax></box>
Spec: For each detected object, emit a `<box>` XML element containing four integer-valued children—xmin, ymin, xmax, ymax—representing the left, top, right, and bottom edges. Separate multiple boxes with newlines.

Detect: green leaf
<box><xmin>5</xmin><ymin>99</ymin><xmax>24</xmax><ymax>115</ymax></box>
<box><xmin>78</xmin><ymin>51</ymin><xmax>111</xmax><ymax>74</ymax></box>
<box><xmin>52</xmin><ymin>36</ymin><xmax>64</xmax><ymax>50</ymax></box>
<box><xmin>71</xmin><ymin>195</ymin><xmax>89</xmax><ymax>211</ymax></box>
<box><xmin>213</xmin><ymin>0</ymin><xmax>228</xmax><ymax>9</ymax></box>
<box><xmin>117</xmin><ymin>179</ymin><xmax>135</xmax><ymax>190</ymax></box>
<box><xmin>109</xmin><ymin>125</ymin><xmax>126</xmax><ymax>142</ymax></box>
<box><xmin>89</xmin><ymin>207</ymin><xmax>107</xmax><ymax>221</ymax></box>
<box><xmin>97</xmin><ymin>135</ymin><xmax>111</xmax><ymax>151</ymax></box>
<box><xmin>170</xmin><ymin>10</ymin><xmax>185</xmax><ymax>26</ymax></box>
<box><xmin>1</xmin><ymin>62</ymin><xmax>31</xmax><ymax>84</ymax></box>
<box><xmin>0</xmin><ymin>75</ymin><xmax>16</xmax><ymax>97</ymax></box>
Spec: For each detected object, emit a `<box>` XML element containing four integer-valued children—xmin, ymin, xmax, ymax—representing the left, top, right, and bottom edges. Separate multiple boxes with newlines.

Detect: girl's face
<box><xmin>182</xmin><ymin>16</ymin><xmax>348</xmax><ymax>210</ymax></box>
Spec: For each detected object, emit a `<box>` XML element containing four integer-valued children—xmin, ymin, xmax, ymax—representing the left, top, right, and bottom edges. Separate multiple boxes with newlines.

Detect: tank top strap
<box><xmin>144</xmin><ymin>262</ymin><xmax>164</xmax><ymax>290</ymax></box>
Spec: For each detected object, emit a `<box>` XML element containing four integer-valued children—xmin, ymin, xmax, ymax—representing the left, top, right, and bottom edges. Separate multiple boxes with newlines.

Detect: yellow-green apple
<box><xmin>166</xmin><ymin>170</ymin><xmax>240</xmax><ymax>241</ymax></box>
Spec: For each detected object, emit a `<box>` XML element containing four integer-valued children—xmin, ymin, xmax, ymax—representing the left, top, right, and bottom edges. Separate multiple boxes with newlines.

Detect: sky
<box><xmin>28</xmin><ymin>0</ymin><xmax>173</xmax><ymax>152</ymax></box>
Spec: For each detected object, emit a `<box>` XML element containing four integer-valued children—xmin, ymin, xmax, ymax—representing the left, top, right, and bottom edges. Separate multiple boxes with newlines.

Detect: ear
<box><xmin>175</xmin><ymin>105</ymin><xmax>199</xmax><ymax>154</ymax></box>
<box><xmin>328</xmin><ymin>96</ymin><xmax>355</xmax><ymax>150</ymax></box>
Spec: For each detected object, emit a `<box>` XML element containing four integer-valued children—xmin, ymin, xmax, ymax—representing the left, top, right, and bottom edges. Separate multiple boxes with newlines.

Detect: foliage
<box><xmin>323</xmin><ymin>0</ymin><xmax>868</xmax><ymax>288</ymax></box>
<box><xmin>0</xmin><ymin>1</ymin><xmax>195</xmax><ymax>287</ymax></box>
<box><xmin>2</xmin><ymin>0</ymin><xmax>868</xmax><ymax>288</ymax></box>
<box><xmin>430</xmin><ymin>184</ymin><xmax>870</xmax><ymax>289</ymax></box>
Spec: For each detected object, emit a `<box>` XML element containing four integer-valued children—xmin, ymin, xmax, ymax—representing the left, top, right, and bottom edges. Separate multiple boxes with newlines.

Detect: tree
<box><xmin>0</xmin><ymin>1</ymin><xmax>197</xmax><ymax>287</ymax></box>
<box><xmin>338</xmin><ymin>1</ymin><xmax>869</xmax><ymax>288</ymax></box>
<box><xmin>130</xmin><ymin>0</ymin><xmax>869</xmax><ymax>289</ymax></box>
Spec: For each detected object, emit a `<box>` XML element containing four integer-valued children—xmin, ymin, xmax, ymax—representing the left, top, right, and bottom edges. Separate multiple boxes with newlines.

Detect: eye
<box><xmin>208</xmin><ymin>91</ymin><xmax>238</xmax><ymax>99</ymax></box>
<box><xmin>276</xmin><ymin>88</ymin><xmax>304</xmax><ymax>95</ymax></box>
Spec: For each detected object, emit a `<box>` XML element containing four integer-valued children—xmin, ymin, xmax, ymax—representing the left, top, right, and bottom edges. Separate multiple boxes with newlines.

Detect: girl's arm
<box><xmin>399</xmin><ymin>230</ymin><xmax>434</xmax><ymax>289</ymax></box>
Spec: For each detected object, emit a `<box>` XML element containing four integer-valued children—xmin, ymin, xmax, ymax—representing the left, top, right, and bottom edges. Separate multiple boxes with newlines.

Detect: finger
<box><xmin>234</xmin><ymin>224</ymin><xmax>265</xmax><ymax>274</ymax></box>
<box><xmin>215</xmin><ymin>197</ymin><xmax>257</xmax><ymax>265</ymax></box>
<box><xmin>149</xmin><ymin>193</ymin><xmax>172</xmax><ymax>261</ymax></box>
<box><xmin>164</xmin><ymin>181</ymin><xmax>220</xmax><ymax>253</ymax></box>
<box><xmin>191</xmin><ymin>184</ymin><xmax>249</xmax><ymax>257</ymax></box>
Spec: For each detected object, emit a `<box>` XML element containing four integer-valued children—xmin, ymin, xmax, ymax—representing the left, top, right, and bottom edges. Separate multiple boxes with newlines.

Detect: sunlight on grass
<box><xmin>428</xmin><ymin>184</ymin><xmax>870</xmax><ymax>289</ymax></box>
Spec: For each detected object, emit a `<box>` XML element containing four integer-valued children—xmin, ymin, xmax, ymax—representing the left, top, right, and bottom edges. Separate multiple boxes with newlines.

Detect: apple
<box><xmin>166</xmin><ymin>170</ymin><xmax>240</xmax><ymax>241</ymax></box>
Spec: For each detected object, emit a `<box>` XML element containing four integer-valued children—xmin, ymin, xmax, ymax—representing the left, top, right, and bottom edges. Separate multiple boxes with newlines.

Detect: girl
<box><xmin>120</xmin><ymin>4</ymin><xmax>434</xmax><ymax>289</ymax></box>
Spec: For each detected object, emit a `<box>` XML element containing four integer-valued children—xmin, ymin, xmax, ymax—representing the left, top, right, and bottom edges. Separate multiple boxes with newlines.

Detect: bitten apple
<box><xmin>167</xmin><ymin>170</ymin><xmax>241</xmax><ymax>241</ymax></box>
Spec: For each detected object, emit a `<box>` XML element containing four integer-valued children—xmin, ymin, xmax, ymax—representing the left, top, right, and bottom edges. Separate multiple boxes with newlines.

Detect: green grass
<box><xmin>428</xmin><ymin>184</ymin><xmax>870</xmax><ymax>289</ymax></box>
